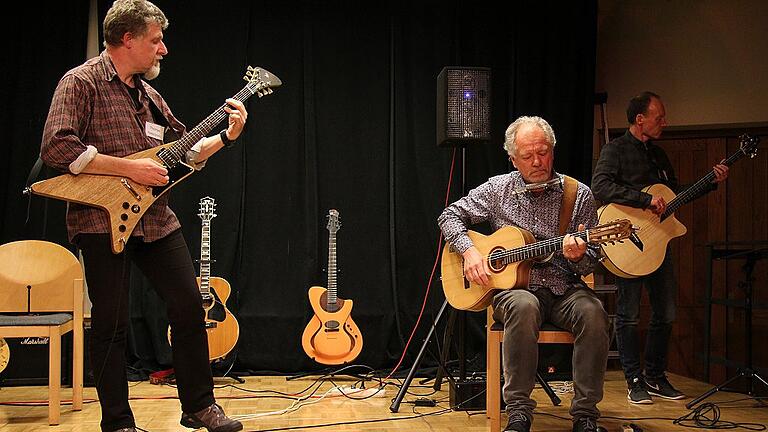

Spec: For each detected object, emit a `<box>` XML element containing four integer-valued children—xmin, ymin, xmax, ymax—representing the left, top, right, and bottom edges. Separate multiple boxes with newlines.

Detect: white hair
<box><xmin>503</xmin><ymin>116</ymin><xmax>556</xmax><ymax>156</ymax></box>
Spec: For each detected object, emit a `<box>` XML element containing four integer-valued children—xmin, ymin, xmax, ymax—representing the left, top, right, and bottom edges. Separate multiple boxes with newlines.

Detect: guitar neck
<box><xmin>199</xmin><ymin>222</ymin><xmax>211</xmax><ymax>296</ymax></box>
<box><xmin>664</xmin><ymin>147</ymin><xmax>744</xmax><ymax>217</ymax></box>
<box><xmin>158</xmin><ymin>85</ymin><xmax>256</xmax><ymax>167</ymax></box>
<box><xmin>495</xmin><ymin>231</ymin><xmax>589</xmax><ymax>266</ymax></box>
<box><xmin>326</xmin><ymin>230</ymin><xmax>337</xmax><ymax>305</ymax></box>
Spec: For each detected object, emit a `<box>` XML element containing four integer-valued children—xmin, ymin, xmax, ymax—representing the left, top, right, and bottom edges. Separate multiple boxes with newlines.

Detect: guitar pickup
<box><xmin>205</xmin><ymin>322</ymin><xmax>218</xmax><ymax>329</ymax></box>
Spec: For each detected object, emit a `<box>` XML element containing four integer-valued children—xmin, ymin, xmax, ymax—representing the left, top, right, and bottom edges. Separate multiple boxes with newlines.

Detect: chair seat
<box><xmin>489</xmin><ymin>320</ymin><xmax>568</xmax><ymax>333</ymax></box>
<box><xmin>0</xmin><ymin>313</ymin><xmax>73</xmax><ymax>326</ymax></box>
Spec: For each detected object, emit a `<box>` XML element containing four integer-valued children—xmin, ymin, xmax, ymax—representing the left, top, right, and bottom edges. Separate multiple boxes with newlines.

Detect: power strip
<box><xmin>327</xmin><ymin>385</ymin><xmax>387</xmax><ymax>398</ymax></box>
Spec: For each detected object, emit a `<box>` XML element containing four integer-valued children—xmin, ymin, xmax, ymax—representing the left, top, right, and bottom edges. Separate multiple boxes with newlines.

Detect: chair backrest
<box><xmin>0</xmin><ymin>240</ymin><xmax>83</xmax><ymax>314</ymax></box>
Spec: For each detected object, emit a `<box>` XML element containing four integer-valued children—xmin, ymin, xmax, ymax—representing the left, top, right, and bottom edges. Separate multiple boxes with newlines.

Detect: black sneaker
<box><xmin>627</xmin><ymin>376</ymin><xmax>653</xmax><ymax>404</ymax></box>
<box><xmin>504</xmin><ymin>411</ymin><xmax>531</xmax><ymax>432</ymax></box>
<box><xmin>645</xmin><ymin>375</ymin><xmax>685</xmax><ymax>400</ymax></box>
<box><xmin>573</xmin><ymin>417</ymin><xmax>607</xmax><ymax>432</ymax></box>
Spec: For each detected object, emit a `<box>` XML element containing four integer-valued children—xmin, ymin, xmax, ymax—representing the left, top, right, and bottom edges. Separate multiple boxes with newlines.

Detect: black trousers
<box><xmin>77</xmin><ymin>229</ymin><xmax>215</xmax><ymax>432</ymax></box>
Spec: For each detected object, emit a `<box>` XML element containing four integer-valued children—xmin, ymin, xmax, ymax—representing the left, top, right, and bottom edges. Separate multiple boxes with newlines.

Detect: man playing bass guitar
<box><xmin>591</xmin><ymin>91</ymin><xmax>728</xmax><ymax>404</ymax></box>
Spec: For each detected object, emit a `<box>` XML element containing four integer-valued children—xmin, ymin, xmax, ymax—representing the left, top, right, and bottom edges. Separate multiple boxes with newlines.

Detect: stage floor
<box><xmin>0</xmin><ymin>370</ymin><xmax>766</xmax><ymax>431</ymax></box>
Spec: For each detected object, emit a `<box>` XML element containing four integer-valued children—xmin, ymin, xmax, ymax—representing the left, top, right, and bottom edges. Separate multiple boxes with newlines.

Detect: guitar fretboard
<box><xmin>156</xmin><ymin>82</ymin><xmax>265</xmax><ymax>168</ymax></box>
<box><xmin>663</xmin><ymin>142</ymin><xmax>751</xmax><ymax>220</ymax></box>
<box><xmin>199</xmin><ymin>222</ymin><xmax>211</xmax><ymax>295</ymax></box>
<box><xmin>493</xmin><ymin>231</ymin><xmax>589</xmax><ymax>265</ymax></box>
<box><xmin>326</xmin><ymin>230</ymin><xmax>338</xmax><ymax>306</ymax></box>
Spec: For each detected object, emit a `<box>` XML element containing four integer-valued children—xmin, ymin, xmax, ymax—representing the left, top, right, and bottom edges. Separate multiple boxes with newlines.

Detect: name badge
<box><xmin>145</xmin><ymin>122</ymin><xmax>165</xmax><ymax>141</ymax></box>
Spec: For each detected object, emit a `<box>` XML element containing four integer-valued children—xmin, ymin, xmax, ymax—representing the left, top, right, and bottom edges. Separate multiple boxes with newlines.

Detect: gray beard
<box><xmin>143</xmin><ymin>63</ymin><xmax>161</xmax><ymax>80</ymax></box>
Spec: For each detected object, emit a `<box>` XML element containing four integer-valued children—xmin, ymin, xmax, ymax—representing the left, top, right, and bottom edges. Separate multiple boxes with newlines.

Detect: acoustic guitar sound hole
<box><xmin>488</xmin><ymin>247</ymin><xmax>506</xmax><ymax>272</ymax></box>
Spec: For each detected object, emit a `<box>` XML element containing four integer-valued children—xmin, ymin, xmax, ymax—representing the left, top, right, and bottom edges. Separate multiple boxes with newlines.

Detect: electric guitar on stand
<box><xmin>302</xmin><ymin>209</ymin><xmax>363</xmax><ymax>365</ymax></box>
<box><xmin>168</xmin><ymin>197</ymin><xmax>239</xmax><ymax>362</ymax></box>
<box><xmin>598</xmin><ymin>134</ymin><xmax>760</xmax><ymax>278</ymax></box>
<box><xmin>28</xmin><ymin>66</ymin><xmax>282</xmax><ymax>254</ymax></box>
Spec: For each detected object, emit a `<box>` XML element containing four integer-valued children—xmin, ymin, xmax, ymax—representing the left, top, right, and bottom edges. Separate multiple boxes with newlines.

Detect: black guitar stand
<box><xmin>688</xmin><ymin>248</ymin><xmax>768</xmax><ymax>408</ymax></box>
<box><xmin>286</xmin><ymin>364</ymin><xmax>371</xmax><ymax>383</ymax></box>
<box><xmin>213</xmin><ymin>354</ymin><xmax>245</xmax><ymax>384</ymax></box>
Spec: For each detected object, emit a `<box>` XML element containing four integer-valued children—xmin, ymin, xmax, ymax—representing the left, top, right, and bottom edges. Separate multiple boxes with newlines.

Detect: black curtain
<box><xmin>1</xmin><ymin>0</ymin><xmax>596</xmax><ymax>375</ymax></box>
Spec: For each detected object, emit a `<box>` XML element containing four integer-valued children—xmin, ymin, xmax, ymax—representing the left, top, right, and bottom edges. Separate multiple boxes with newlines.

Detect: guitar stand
<box><xmin>212</xmin><ymin>353</ymin><xmax>245</xmax><ymax>384</ymax></box>
<box><xmin>688</xmin><ymin>252</ymin><xmax>768</xmax><ymax>409</ymax></box>
<box><xmin>286</xmin><ymin>365</ymin><xmax>370</xmax><ymax>382</ymax></box>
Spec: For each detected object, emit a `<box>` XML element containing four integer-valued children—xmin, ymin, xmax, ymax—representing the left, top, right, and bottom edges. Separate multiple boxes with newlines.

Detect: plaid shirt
<box><xmin>592</xmin><ymin>130</ymin><xmax>716</xmax><ymax>207</ymax></box>
<box><xmin>438</xmin><ymin>172</ymin><xmax>598</xmax><ymax>296</ymax></box>
<box><xmin>41</xmin><ymin>51</ymin><xmax>190</xmax><ymax>243</ymax></box>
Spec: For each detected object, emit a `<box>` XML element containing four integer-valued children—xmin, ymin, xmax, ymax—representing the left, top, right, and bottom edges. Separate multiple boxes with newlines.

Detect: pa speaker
<box><xmin>436</xmin><ymin>66</ymin><xmax>491</xmax><ymax>147</ymax></box>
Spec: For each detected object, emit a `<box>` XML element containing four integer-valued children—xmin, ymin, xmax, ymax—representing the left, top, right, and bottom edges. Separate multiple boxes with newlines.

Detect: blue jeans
<box><xmin>615</xmin><ymin>251</ymin><xmax>677</xmax><ymax>382</ymax></box>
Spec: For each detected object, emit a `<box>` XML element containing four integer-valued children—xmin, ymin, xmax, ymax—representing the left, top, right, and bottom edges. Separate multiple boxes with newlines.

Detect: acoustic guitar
<box><xmin>0</xmin><ymin>338</ymin><xmax>8</xmax><ymax>373</ymax></box>
<box><xmin>598</xmin><ymin>134</ymin><xmax>760</xmax><ymax>278</ymax></box>
<box><xmin>301</xmin><ymin>209</ymin><xmax>363</xmax><ymax>365</ymax></box>
<box><xmin>441</xmin><ymin>219</ymin><xmax>633</xmax><ymax>311</ymax></box>
<box><xmin>29</xmin><ymin>66</ymin><xmax>282</xmax><ymax>254</ymax></box>
<box><xmin>168</xmin><ymin>197</ymin><xmax>239</xmax><ymax>362</ymax></box>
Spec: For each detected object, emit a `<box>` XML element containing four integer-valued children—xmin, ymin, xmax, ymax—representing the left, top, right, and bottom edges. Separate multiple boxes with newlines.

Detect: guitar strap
<box><xmin>558</xmin><ymin>175</ymin><xmax>578</xmax><ymax>236</ymax></box>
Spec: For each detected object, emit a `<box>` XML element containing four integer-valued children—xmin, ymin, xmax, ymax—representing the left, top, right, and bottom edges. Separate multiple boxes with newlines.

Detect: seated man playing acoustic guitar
<box><xmin>438</xmin><ymin>116</ymin><xmax>609</xmax><ymax>432</ymax></box>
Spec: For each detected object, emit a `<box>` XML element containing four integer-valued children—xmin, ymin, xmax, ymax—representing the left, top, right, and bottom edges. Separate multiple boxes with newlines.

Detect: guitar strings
<box><xmin>483</xmin><ymin>232</ymin><xmax>588</xmax><ymax>262</ymax></box>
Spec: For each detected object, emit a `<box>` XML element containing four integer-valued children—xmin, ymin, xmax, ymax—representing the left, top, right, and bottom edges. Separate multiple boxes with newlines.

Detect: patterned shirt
<box><xmin>438</xmin><ymin>171</ymin><xmax>598</xmax><ymax>296</ymax></box>
<box><xmin>41</xmin><ymin>50</ymin><xmax>197</xmax><ymax>243</ymax></box>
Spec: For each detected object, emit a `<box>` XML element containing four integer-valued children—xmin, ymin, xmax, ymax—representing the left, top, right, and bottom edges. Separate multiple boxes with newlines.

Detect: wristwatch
<box><xmin>219</xmin><ymin>129</ymin><xmax>235</xmax><ymax>148</ymax></box>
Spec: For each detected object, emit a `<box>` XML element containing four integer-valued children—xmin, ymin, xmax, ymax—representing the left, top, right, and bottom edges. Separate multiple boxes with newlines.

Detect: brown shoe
<box><xmin>180</xmin><ymin>403</ymin><xmax>243</xmax><ymax>432</ymax></box>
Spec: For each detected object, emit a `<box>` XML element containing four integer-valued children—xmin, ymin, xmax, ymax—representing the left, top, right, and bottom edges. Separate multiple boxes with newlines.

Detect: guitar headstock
<box><xmin>198</xmin><ymin>196</ymin><xmax>217</xmax><ymax>222</ymax></box>
<box><xmin>739</xmin><ymin>134</ymin><xmax>760</xmax><ymax>159</ymax></box>
<box><xmin>244</xmin><ymin>66</ymin><xmax>283</xmax><ymax>98</ymax></box>
<box><xmin>588</xmin><ymin>219</ymin><xmax>634</xmax><ymax>245</ymax></box>
<box><xmin>326</xmin><ymin>209</ymin><xmax>341</xmax><ymax>234</ymax></box>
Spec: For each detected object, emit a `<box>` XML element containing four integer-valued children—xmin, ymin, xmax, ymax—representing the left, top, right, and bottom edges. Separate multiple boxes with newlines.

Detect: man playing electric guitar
<box><xmin>439</xmin><ymin>116</ymin><xmax>609</xmax><ymax>432</ymax></box>
<box><xmin>39</xmin><ymin>1</ymin><xmax>245</xmax><ymax>431</ymax></box>
<box><xmin>591</xmin><ymin>91</ymin><xmax>728</xmax><ymax>405</ymax></box>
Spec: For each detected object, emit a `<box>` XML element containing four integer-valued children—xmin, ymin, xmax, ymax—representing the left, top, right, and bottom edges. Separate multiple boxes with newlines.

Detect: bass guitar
<box><xmin>168</xmin><ymin>197</ymin><xmax>239</xmax><ymax>362</ymax></box>
<box><xmin>598</xmin><ymin>134</ymin><xmax>760</xmax><ymax>278</ymax></box>
<box><xmin>29</xmin><ymin>66</ymin><xmax>282</xmax><ymax>254</ymax></box>
<box><xmin>301</xmin><ymin>209</ymin><xmax>363</xmax><ymax>365</ymax></box>
<box><xmin>441</xmin><ymin>219</ymin><xmax>633</xmax><ymax>311</ymax></box>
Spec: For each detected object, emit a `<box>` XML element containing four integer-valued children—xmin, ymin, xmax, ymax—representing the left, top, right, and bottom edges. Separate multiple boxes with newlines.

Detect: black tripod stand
<box><xmin>688</xmin><ymin>248</ymin><xmax>768</xmax><ymax>409</ymax></box>
<box><xmin>390</xmin><ymin>143</ymin><xmax>476</xmax><ymax>413</ymax></box>
<box><xmin>389</xmin><ymin>300</ymin><xmax>460</xmax><ymax>412</ymax></box>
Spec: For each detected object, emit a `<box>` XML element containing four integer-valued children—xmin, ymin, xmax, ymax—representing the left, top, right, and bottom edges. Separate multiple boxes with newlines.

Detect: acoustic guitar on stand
<box><xmin>441</xmin><ymin>219</ymin><xmax>634</xmax><ymax>311</ymax></box>
<box><xmin>28</xmin><ymin>66</ymin><xmax>282</xmax><ymax>254</ymax></box>
<box><xmin>301</xmin><ymin>209</ymin><xmax>363</xmax><ymax>365</ymax></box>
<box><xmin>598</xmin><ymin>134</ymin><xmax>760</xmax><ymax>278</ymax></box>
<box><xmin>168</xmin><ymin>197</ymin><xmax>239</xmax><ymax>362</ymax></box>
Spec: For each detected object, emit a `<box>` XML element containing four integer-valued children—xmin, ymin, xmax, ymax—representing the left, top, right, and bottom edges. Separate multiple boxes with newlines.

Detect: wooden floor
<box><xmin>1</xmin><ymin>370</ymin><xmax>766</xmax><ymax>431</ymax></box>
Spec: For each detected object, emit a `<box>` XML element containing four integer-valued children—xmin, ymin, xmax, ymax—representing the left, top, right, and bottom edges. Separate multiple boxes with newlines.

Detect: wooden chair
<box><xmin>486</xmin><ymin>275</ymin><xmax>592</xmax><ymax>431</ymax></box>
<box><xmin>0</xmin><ymin>240</ymin><xmax>84</xmax><ymax>425</ymax></box>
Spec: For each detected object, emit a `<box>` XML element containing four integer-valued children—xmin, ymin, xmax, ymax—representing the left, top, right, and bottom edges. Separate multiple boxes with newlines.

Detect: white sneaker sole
<box><xmin>627</xmin><ymin>391</ymin><xmax>653</xmax><ymax>404</ymax></box>
<box><xmin>647</xmin><ymin>390</ymin><xmax>686</xmax><ymax>400</ymax></box>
